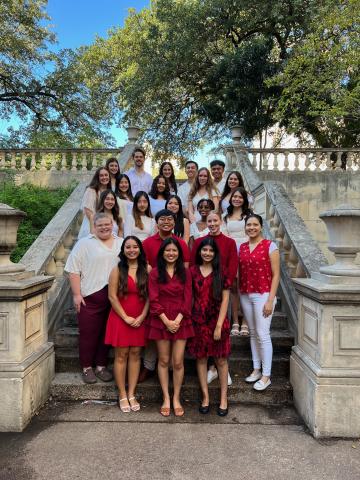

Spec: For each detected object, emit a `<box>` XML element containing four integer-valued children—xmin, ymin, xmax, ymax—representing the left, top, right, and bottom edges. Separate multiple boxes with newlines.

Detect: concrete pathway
<box><xmin>0</xmin><ymin>401</ymin><xmax>359</xmax><ymax>480</ymax></box>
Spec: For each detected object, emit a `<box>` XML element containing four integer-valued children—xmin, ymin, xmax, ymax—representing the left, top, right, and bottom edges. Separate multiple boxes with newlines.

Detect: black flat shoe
<box><xmin>199</xmin><ymin>404</ymin><xmax>210</xmax><ymax>414</ymax></box>
<box><xmin>217</xmin><ymin>405</ymin><xmax>228</xmax><ymax>417</ymax></box>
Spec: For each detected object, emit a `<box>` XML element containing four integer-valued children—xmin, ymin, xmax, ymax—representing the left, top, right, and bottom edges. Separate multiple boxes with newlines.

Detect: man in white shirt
<box><xmin>125</xmin><ymin>147</ymin><xmax>153</xmax><ymax>195</ymax></box>
<box><xmin>177</xmin><ymin>160</ymin><xmax>198</xmax><ymax>215</ymax></box>
<box><xmin>210</xmin><ymin>159</ymin><xmax>226</xmax><ymax>195</ymax></box>
<box><xmin>65</xmin><ymin>213</ymin><xmax>123</xmax><ymax>384</ymax></box>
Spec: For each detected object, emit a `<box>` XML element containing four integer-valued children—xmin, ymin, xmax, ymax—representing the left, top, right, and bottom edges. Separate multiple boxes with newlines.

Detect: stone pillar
<box><xmin>290</xmin><ymin>205</ymin><xmax>360</xmax><ymax>437</ymax></box>
<box><xmin>0</xmin><ymin>204</ymin><xmax>54</xmax><ymax>432</ymax></box>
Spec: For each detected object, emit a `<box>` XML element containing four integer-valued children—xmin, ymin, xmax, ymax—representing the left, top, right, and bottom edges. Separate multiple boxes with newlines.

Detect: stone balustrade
<box><xmin>20</xmin><ymin>182</ymin><xmax>87</xmax><ymax>336</ymax></box>
<box><xmin>230</xmin><ymin>146</ymin><xmax>360</xmax><ymax>172</ymax></box>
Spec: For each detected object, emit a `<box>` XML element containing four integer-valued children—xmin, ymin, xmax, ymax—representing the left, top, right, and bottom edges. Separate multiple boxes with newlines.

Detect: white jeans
<box><xmin>240</xmin><ymin>293</ymin><xmax>276</xmax><ymax>376</ymax></box>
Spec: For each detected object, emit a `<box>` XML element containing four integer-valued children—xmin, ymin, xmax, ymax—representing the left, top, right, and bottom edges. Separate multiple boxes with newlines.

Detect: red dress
<box><xmin>105</xmin><ymin>276</ymin><xmax>146</xmax><ymax>347</ymax></box>
<box><xmin>187</xmin><ymin>265</ymin><xmax>231</xmax><ymax>358</ymax></box>
<box><xmin>147</xmin><ymin>268</ymin><xmax>194</xmax><ymax>341</ymax></box>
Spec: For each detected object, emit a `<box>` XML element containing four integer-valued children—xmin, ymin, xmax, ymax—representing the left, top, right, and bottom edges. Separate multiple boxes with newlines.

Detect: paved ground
<box><xmin>0</xmin><ymin>401</ymin><xmax>360</xmax><ymax>480</ymax></box>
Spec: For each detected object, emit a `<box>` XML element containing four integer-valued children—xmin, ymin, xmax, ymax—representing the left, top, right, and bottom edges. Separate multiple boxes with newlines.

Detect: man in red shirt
<box><xmin>139</xmin><ymin>209</ymin><xmax>190</xmax><ymax>382</ymax></box>
<box><xmin>143</xmin><ymin>209</ymin><xmax>190</xmax><ymax>268</ymax></box>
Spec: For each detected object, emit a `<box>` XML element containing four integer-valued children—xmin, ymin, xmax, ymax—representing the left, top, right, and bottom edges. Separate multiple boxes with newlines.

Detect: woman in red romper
<box><xmin>147</xmin><ymin>237</ymin><xmax>194</xmax><ymax>417</ymax></box>
<box><xmin>188</xmin><ymin>237</ymin><xmax>231</xmax><ymax>416</ymax></box>
<box><xmin>106</xmin><ymin>236</ymin><xmax>150</xmax><ymax>412</ymax></box>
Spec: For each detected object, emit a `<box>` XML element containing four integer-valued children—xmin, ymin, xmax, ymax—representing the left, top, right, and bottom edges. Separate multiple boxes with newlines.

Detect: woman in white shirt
<box><xmin>188</xmin><ymin>168</ymin><xmax>219</xmax><ymax>223</ymax></box>
<box><xmin>78</xmin><ymin>166</ymin><xmax>111</xmax><ymax>239</ymax></box>
<box><xmin>124</xmin><ymin>191</ymin><xmax>156</xmax><ymax>241</ymax></box>
<box><xmin>115</xmin><ymin>173</ymin><xmax>134</xmax><ymax>220</ymax></box>
<box><xmin>149</xmin><ymin>174</ymin><xmax>170</xmax><ymax>216</ymax></box>
<box><xmin>105</xmin><ymin>157</ymin><xmax>121</xmax><ymax>192</ymax></box>
<box><xmin>159</xmin><ymin>161</ymin><xmax>177</xmax><ymax>194</ymax></box>
<box><xmin>222</xmin><ymin>187</ymin><xmax>252</xmax><ymax>337</ymax></box>
<box><xmin>188</xmin><ymin>198</ymin><xmax>214</xmax><ymax>250</ymax></box>
<box><xmin>219</xmin><ymin>171</ymin><xmax>245</xmax><ymax>214</ymax></box>
<box><xmin>96</xmin><ymin>189</ymin><xmax>123</xmax><ymax>237</ymax></box>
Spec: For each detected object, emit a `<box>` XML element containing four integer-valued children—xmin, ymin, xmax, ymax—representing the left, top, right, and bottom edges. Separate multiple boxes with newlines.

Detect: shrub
<box><xmin>0</xmin><ymin>182</ymin><xmax>75</xmax><ymax>262</ymax></box>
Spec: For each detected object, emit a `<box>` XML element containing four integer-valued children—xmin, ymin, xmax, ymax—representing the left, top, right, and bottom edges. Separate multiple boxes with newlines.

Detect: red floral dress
<box><xmin>187</xmin><ymin>265</ymin><xmax>231</xmax><ymax>358</ymax></box>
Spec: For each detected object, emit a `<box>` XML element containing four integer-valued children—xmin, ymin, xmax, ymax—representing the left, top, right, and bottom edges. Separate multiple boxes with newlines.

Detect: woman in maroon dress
<box><xmin>147</xmin><ymin>238</ymin><xmax>194</xmax><ymax>417</ymax></box>
<box><xmin>106</xmin><ymin>236</ymin><xmax>150</xmax><ymax>412</ymax></box>
<box><xmin>188</xmin><ymin>237</ymin><xmax>231</xmax><ymax>416</ymax></box>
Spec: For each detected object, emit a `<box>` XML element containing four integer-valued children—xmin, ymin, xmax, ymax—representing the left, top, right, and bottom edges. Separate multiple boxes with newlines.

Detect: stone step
<box><xmin>55</xmin><ymin>347</ymin><xmax>290</xmax><ymax>377</ymax></box>
<box><xmin>51</xmin><ymin>373</ymin><xmax>293</xmax><ymax>406</ymax></box>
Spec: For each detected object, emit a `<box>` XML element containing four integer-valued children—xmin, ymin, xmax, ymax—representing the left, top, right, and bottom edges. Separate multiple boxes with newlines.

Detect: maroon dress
<box><xmin>187</xmin><ymin>265</ymin><xmax>231</xmax><ymax>358</ymax></box>
<box><xmin>147</xmin><ymin>268</ymin><xmax>194</xmax><ymax>341</ymax></box>
<box><xmin>105</xmin><ymin>276</ymin><xmax>146</xmax><ymax>347</ymax></box>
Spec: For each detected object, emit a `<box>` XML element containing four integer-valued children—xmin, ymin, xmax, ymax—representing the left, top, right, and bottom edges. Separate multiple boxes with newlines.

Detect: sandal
<box><xmin>174</xmin><ymin>406</ymin><xmax>185</xmax><ymax>417</ymax></box>
<box><xmin>128</xmin><ymin>396</ymin><xmax>140</xmax><ymax>412</ymax></box>
<box><xmin>160</xmin><ymin>406</ymin><xmax>171</xmax><ymax>417</ymax></box>
<box><xmin>118</xmin><ymin>397</ymin><xmax>131</xmax><ymax>413</ymax></box>
<box><xmin>230</xmin><ymin>323</ymin><xmax>240</xmax><ymax>336</ymax></box>
<box><xmin>239</xmin><ymin>324</ymin><xmax>249</xmax><ymax>337</ymax></box>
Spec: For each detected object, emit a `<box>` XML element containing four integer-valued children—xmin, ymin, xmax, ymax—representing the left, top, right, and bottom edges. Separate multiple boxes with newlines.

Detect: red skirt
<box><xmin>146</xmin><ymin>315</ymin><xmax>194</xmax><ymax>341</ymax></box>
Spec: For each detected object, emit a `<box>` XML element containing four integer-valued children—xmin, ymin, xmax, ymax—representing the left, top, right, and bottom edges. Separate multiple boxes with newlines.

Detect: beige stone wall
<box><xmin>258</xmin><ymin>171</ymin><xmax>360</xmax><ymax>263</ymax></box>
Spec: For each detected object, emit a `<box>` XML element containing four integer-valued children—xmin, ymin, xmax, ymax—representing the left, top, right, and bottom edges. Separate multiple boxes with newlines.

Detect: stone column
<box><xmin>290</xmin><ymin>205</ymin><xmax>360</xmax><ymax>437</ymax></box>
<box><xmin>0</xmin><ymin>204</ymin><xmax>54</xmax><ymax>432</ymax></box>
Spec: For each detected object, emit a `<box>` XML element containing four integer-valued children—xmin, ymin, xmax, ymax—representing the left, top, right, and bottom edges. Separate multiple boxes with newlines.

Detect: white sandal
<box><xmin>128</xmin><ymin>396</ymin><xmax>140</xmax><ymax>412</ymax></box>
<box><xmin>230</xmin><ymin>323</ymin><xmax>240</xmax><ymax>336</ymax></box>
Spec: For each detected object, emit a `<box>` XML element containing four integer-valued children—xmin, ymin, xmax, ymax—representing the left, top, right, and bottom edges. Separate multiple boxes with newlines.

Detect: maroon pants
<box><xmin>77</xmin><ymin>286</ymin><xmax>111</xmax><ymax>369</ymax></box>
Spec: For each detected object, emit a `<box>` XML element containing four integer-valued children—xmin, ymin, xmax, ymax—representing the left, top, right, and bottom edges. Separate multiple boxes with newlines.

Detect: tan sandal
<box><xmin>128</xmin><ymin>396</ymin><xmax>140</xmax><ymax>412</ymax></box>
<box><xmin>118</xmin><ymin>397</ymin><xmax>131</xmax><ymax>413</ymax></box>
<box><xmin>160</xmin><ymin>406</ymin><xmax>171</xmax><ymax>417</ymax></box>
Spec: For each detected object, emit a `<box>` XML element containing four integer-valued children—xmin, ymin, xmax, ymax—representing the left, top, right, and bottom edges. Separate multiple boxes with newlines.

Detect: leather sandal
<box><xmin>174</xmin><ymin>407</ymin><xmax>185</xmax><ymax>417</ymax></box>
<box><xmin>160</xmin><ymin>406</ymin><xmax>171</xmax><ymax>417</ymax></box>
<box><xmin>128</xmin><ymin>396</ymin><xmax>140</xmax><ymax>412</ymax></box>
<box><xmin>230</xmin><ymin>323</ymin><xmax>240</xmax><ymax>336</ymax></box>
<box><xmin>118</xmin><ymin>397</ymin><xmax>131</xmax><ymax>413</ymax></box>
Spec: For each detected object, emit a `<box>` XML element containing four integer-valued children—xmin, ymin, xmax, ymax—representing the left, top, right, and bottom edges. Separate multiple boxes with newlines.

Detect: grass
<box><xmin>0</xmin><ymin>181</ymin><xmax>75</xmax><ymax>262</ymax></box>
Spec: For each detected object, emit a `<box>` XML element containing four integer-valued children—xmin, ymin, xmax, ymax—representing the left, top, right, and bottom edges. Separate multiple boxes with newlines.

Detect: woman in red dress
<box><xmin>188</xmin><ymin>237</ymin><xmax>231</xmax><ymax>416</ymax></box>
<box><xmin>106</xmin><ymin>236</ymin><xmax>150</xmax><ymax>412</ymax></box>
<box><xmin>147</xmin><ymin>238</ymin><xmax>194</xmax><ymax>417</ymax></box>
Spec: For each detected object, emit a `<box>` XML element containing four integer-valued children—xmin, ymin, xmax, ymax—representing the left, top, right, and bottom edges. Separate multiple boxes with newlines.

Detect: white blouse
<box><xmin>123</xmin><ymin>215</ymin><xmax>156</xmax><ymax>241</ymax></box>
<box><xmin>190</xmin><ymin>222</ymin><xmax>209</xmax><ymax>240</ymax></box>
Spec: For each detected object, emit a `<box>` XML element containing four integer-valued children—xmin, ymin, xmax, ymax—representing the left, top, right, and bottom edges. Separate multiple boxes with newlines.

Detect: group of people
<box><xmin>65</xmin><ymin>147</ymin><xmax>280</xmax><ymax>417</ymax></box>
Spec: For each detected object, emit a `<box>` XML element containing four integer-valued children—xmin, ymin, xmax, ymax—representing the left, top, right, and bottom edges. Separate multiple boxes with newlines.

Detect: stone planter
<box><xmin>0</xmin><ymin>204</ymin><xmax>26</xmax><ymax>274</ymax></box>
<box><xmin>126</xmin><ymin>126</ymin><xmax>141</xmax><ymax>144</ymax></box>
<box><xmin>319</xmin><ymin>204</ymin><xmax>360</xmax><ymax>276</ymax></box>
<box><xmin>231</xmin><ymin>125</ymin><xmax>245</xmax><ymax>145</ymax></box>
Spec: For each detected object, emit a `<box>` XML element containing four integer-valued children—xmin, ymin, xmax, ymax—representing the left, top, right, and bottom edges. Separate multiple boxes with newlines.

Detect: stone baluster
<box><xmin>30</xmin><ymin>152</ymin><xmax>36</xmax><ymax>171</ymax></box>
<box><xmin>80</xmin><ymin>152</ymin><xmax>86</xmax><ymax>171</ymax></box>
<box><xmin>272</xmin><ymin>152</ymin><xmax>278</xmax><ymax>171</ymax></box>
<box><xmin>293</xmin><ymin>152</ymin><xmax>300</xmax><ymax>171</ymax></box>
<box><xmin>261</xmin><ymin>153</ymin><xmax>268</xmax><ymax>171</ymax></box>
<box><xmin>283</xmin><ymin>151</ymin><xmax>289</xmax><ymax>171</ymax></box>
<box><xmin>325</xmin><ymin>151</ymin><xmax>332</xmax><ymax>169</ymax></box>
<box><xmin>54</xmin><ymin>243</ymin><xmax>66</xmax><ymax>277</ymax></box>
<box><xmin>315</xmin><ymin>151</ymin><xmax>321</xmax><ymax>171</ymax></box>
<box><xmin>61</xmin><ymin>153</ymin><xmax>67</xmax><ymax>171</ymax></box>
<box><xmin>89</xmin><ymin>153</ymin><xmax>96</xmax><ymax>171</ymax></box>
<box><xmin>62</xmin><ymin>230</ymin><xmax>74</xmax><ymax>262</ymax></box>
<box><xmin>20</xmin><ymin>153</ymin><xmax>27</xmax><ymax>171</ymax></box>
<box><xmin>288</xmin><ymin>245</ymin><xmax>299</xmax><ymax>277</ymax></box>
<box><xmin>304</xmin><ymin>152</ymin><xmax>311</xmax><ymax>171</ymax></box>
<box><xmin>50</xmin><ymin>152</ymin><xmax>56</xmax><ymax>171</ymax></box>
<box><xmin>10</xmin><ymin>152</ymin><xmax>16</xmax><ymax>169</ymax></box>
<box><xmin>71</xmin><ymin>152</ymin><xmax>77</xmax><ymax>171</ymax></box>
<box><xmin>45</xmin><ymin>257</ymin><xmax>57</xmax><ymax>276</ymax></box>
<box><xmin>335</xmin><ymin>150</ymin><xmax>342</xmax><ymax>170</ymax></box>
<box><xmin>39</xmin><ymin>152</ymin><xmax>47</xmax><ymax>171</ymax></box>
<box><xmin>0</xmin><ymin>151</ymin><xmax>5</xmax><ymax>168</ymax></box>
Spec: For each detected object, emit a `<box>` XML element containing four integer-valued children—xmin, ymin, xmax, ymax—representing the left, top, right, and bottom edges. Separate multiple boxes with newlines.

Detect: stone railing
<box><xmin>20</xmin><ymin>182</ymin><xmax>87</xmax><ymax>336</ymax></box>
<box><xmin>229</xmin><ymin>145</ymin><xmax>360</xmax><ymax>172</ymax></box>
<box><xmin>224</xmin><ymin>144</ymin><xmax>328</xmax><ymax>333</ymax></box>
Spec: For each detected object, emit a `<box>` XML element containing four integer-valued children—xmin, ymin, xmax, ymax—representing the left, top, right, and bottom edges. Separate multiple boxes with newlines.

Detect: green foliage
<box><xmin>273</xmin><ymin>0</ymin><xmax>360</xmax><ymax>147</ymax></box>
<box><xmin>80</xmin><ymin>0</ymin><xmax>318</xmax><ymax>155</ymax></box>
<box><xmin>0</xmin><ymin>182</ymin><xmax>74</xmax><ymax>262</ymax></box>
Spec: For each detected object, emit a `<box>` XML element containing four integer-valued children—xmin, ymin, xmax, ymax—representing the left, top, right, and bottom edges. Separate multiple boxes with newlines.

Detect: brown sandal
<box><xmin>174</xmin><ymin>407</ymin><xmax>184</xmax><ymax>417</ymax></box>
<box><xmin>160</xmin><ymin>406</ymin><xmax>171</xmax><ymax>417</ymax></box>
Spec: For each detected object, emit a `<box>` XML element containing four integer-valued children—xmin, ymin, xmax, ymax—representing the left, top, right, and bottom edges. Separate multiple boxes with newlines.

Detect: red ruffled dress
<box><xmin>105</xmin><ymin>276</ymin><xmax>146</xmax><ymax>347</ymax></box>
<box><xmin>187</xmin><ymin>265</ymin><xmax>231</xmax><ymax>358</ymax></box>
<box><xmin>147</xmin><ymin>268</ymin><xmax>194</xmax><ymax>341</ymax></box>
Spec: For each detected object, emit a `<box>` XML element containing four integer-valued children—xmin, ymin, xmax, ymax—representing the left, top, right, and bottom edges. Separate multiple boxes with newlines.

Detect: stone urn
<box><xmin>319</xmin><ymin>204</ymin><xmax>360</xmax><ymax>276</ymax></box>
<box><xmin>231</xmin><ymin>125</ymin><xmax>244</xmax><ymax>145</ymax></box>
<box><xmin>0</xmin><ymin>203</ymin><xmax>26</xmax><ymax>274</ymax></box>
<box><xmin>126</xmin><ymin>126</ymin><xmax>141</xmax><ymax>144</ymax></box>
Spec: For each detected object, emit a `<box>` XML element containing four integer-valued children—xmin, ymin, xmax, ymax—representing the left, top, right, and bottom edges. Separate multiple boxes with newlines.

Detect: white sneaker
<box><xmin>207</xmin><ymin>368</ymin><xmax>218</xmax><ymax>384</ymax></box>
<box><xmin>227</xmin><ymin>372</ymin><xmax>232</xmax><ymax>386</ymax></box>
<box><xmin>245</xmin><ymin>372</ymin><xmax>262</xmax><ymax>383</ymax></box>
<box><xmin>253</xmin><ymin>379</ymin><xmax>271</xmax><ymax>391</ymax></box>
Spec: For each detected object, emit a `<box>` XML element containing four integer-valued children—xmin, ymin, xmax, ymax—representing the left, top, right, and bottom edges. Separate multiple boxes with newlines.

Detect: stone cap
<box><xmin>319</xmin><ymin>204</ymin><xmax>360</xmax><ymax>218</ymax></box>
<box><xmin>0</xmin><ymin>204</ymin><xmax>26</xmax><ymax>218</ymax></box>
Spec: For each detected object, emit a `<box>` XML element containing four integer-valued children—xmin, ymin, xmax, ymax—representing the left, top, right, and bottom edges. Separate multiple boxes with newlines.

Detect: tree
<box><xmin>273</xmin><ymin>0</ymin><xmax>360</xmax><ymax>147</ymax></box>
<box><xmin>81</xmin><ymin>0</ymin><xmax>318</xmax><ymax>157</ymax></box>
<box><xmin>0</xmin><ymin>0</ymin><xmax>114</xmax><ymax>146</ymax></box>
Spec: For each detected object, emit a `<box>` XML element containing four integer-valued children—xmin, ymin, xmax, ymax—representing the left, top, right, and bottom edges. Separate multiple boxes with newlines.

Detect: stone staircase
<box><xmin>51</xmin><ymin>303</ymin><xmax>294</xmax><ymax>406</ymax></box>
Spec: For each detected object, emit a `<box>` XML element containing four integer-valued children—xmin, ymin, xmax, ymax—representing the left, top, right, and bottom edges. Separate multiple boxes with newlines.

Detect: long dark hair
<box><xmin>149</xmin><ymin>174</ymin><xmax>170</xmax><ymax>200</ymax></box>
<box><xmin>88</xmin><ymin>166</ymin><xmax>111</xmax><ymax>193</ymax></box>
<box><xmin>118</xmin><ymin>236</ymin><xmax>148</xmax><ymax>299</ymax></box>
<box><xmin>105</xmin><ymin>157</ymin><xmax>121</xmax><ymax>180</ymax></box>
<box><xmin>157</xmin><ymin>238</ymin><xmax>186</xmax><ymax>284</ymax></box>
<box><xmin>195</xmin><ymin>237</ymin><xmax>223</xmax><ymax>301</ymax></box>
<box><xmin>132</xmin><ymin>191</ymin><xmax>152</xmax><ymax>230</ymax></box>
<box><xmin>220</xmin><ymin>171</ymin><xmax>245</xmax><ymax>209</ymax></box>
<box><xmin>224</xmin><ymin>187</ymin><xmax>251</xmax><ymax>222</ymax></box>
<box><xmin>159</xmin><ymin>161</ymin><xmax>177</xmax><ymax>194</ymax></box>
<box><xmin>165</xmin><ymin>195</ymin><xmax>185</xmax><ymax>238</ymax></box>
<box><xmin>115</xmin><ymin>173</ymin><xmax>134</xmax><ymax>201</ymax></box>
<box><xmin>97</xmin><ymin>189</ymin><xmax>122</xmax><ymax>229</ymax></box>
